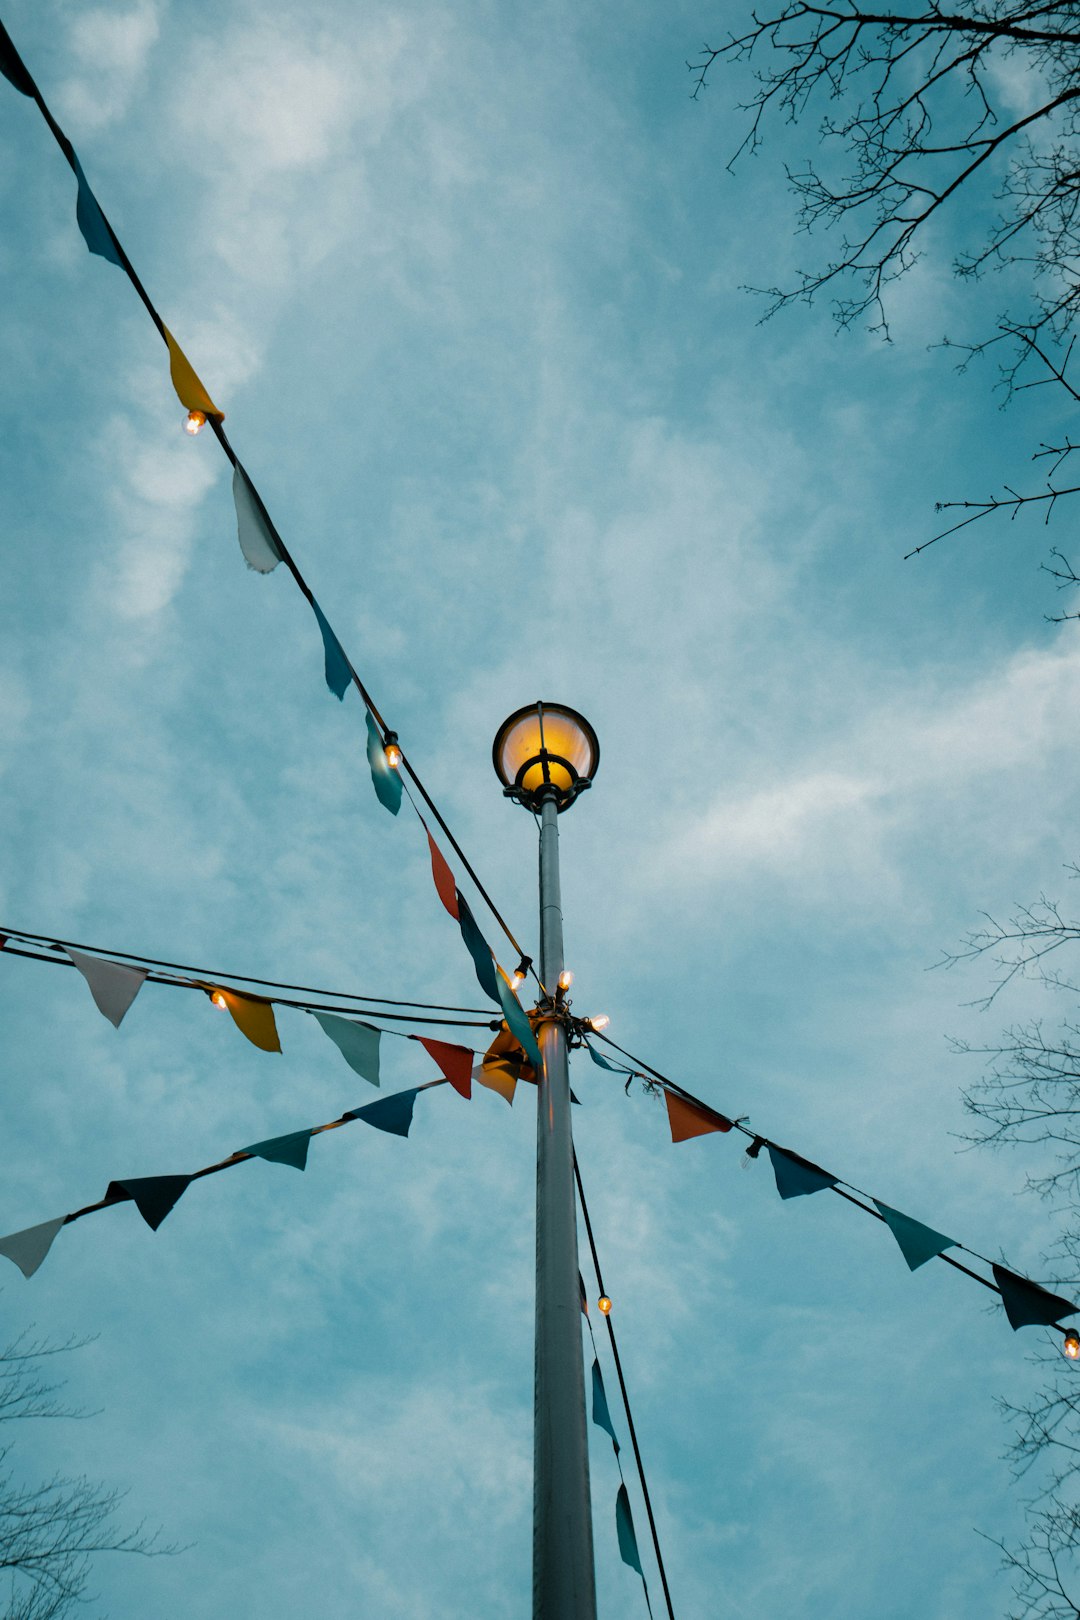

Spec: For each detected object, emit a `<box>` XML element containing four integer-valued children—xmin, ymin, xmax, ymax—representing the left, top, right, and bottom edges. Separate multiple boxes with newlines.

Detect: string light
<box><xmin>183</xmin><ymin>409</ymin><xmax>206</xmax><ymax>435</ymax></box>
<box><xmin>588</xmin><ymin>1014</ymin><xmax>610</xmax><ymax>1032</ymax></box>
<box><xmin>1065</xmin><ymin>1329</ymin><xmax>1080</xmax><ymax>1360</ymax></box>
<box><xmin>597</xmin><ymin>1295</ymin><xmax>612</xmax><ymax>1315</ymax></box>
<box><xmin>558</xmin><ymin>970</ymin><xmax>573</xmax><ymax>991</ymax></box>
<box><xmin>509</xmin><ymin>954</ymin><xmax>531</xmax><ymax>993</ymax></box>
<box><xmin>209</xmin><ymin>989</ymin><xmax>228</xmax><ymax>1009</ymax></box>
<box><xmin>383</xmin><ymin>731</ymin><xmax>402</xmax><ymax>770</ymax></box>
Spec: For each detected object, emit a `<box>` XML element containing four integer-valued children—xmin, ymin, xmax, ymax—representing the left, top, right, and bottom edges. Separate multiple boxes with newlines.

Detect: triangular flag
<box><xmin>241</xmin><ymin>1130</ymin><xmax>313</xmax><ymax>1171</ymax></box>
<box><xmin>163</xmin><ymin>325</ymin><xmax>222</xmax><ymax>419</ymax></box>
<box><xmin>457</xmin><ymin>893</ymin><xmax>500</xmax><ymax>1004</ymax></box>
<box><xmin>768</xmin><ymin>1145</ymin><xmax>837</xmax><ymax>1200</ymax></box>
<box><xmin>475</xmin><ymin>1057</ymin><xmax>517</xmax><ymax>1106</ymax></box>
<box><xmin>345</xmin><ymin>1088</ymin><xmax>419</xmax><ymax>1138</ymax></box>
<box><xmin>232</xmin><ymin>464</ymin><xmax>283</xmax><ymax>573</ymax></box>
<box><xmin>312</xmin><ymin>1011</ymin><xmax>380</xmax><ymax>1085</ymax></box>
<box><xmin>585</xmin><ymin>1040</ymin><xmax>627</xmax><ymax>1073</ymax></box>
<box><xmin>0</xmin><ymin>1215</ymin><xmax>66</xmax><ymax>1278</ymax></box>
<box><xmin>664</xmin><ymin>1090</ymin><xmax>731</xmax><ymax>1143</ymax></box>
<box><xmin>365</xmin><ymin>709</ymin><xmax>403</xmax><ymax>815</ymax></box>
<box><xmin>591</xmin><ymin>1358</ymin><xmax>619</xmax><ymax>1452</ymax></box>
<box><xmin>64</xmin><ymin>947</ymin><xmax>147</xmax><ymax>1028</ymax></box>
<box><xmin>107</xmin><ymin>1175</ymin><xmax>191</xmax><ymax>1232</ymax></box>
<box><xmin>209</xmin><ymin>988</ymin><xmax>281</xmax><ymax>1053</ymax></box>
<box><xmin>873</xmin><ymin>1200</ymin><xmax>957</xmax><ymax>1272</ymax></box>
<box><xmin>0</xmin><ymin>21</ymin><xmax>36</xmax><ymax>96</ymax></box>
<box><xmin>72</xmin><ymin>155</ymin><xmax>124</xmax><ymax>268</ymax></box>
<box><xmin>417</xmin><ymin>1037</ymin><xmax>473</xmax><ymax>1099</ymax></box>
<box><xmin>992</xmin><ymin>1264</ymin><xmax>1080</xmax><ymax>1330</ymax></box>
<box><xmin>615</xmin><ymin>1484</ymin><xmax>643</xmax><ymax>1576</ymax></box>
<box><xmin>307</xmin><ymin>597</ymin><xmax>350</xmax><ymax>699</ymax></box>
<box><xmin>425</xmin><ymin>827</ymin><xmax>459</xmax><ymax>919</ymax></box>
<box><xmin>496</xmin><ymin>973</ymin><xmax>543</xmax><ymax>1069</ymax></box>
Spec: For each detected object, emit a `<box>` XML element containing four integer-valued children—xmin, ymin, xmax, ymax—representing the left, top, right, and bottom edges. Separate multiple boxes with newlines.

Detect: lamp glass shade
<box><xmin>493</xmin><ymin>703</ymin><xmax>599</xmax><ymax>810</ymax></box>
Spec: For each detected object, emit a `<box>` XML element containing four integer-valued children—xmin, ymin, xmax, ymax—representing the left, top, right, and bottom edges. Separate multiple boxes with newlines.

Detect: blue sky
<box><xmin>2</xmin><ymin>2</ymin><xmax>1080</xmax><ymax>1615</ymax></box>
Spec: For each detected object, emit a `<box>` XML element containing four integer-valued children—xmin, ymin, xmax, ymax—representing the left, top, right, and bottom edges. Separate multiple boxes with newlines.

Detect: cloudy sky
<box><xmin>2</xmin><ymin>1</ymin><xmax>1080</xmax><ymax>1615</ymax></box>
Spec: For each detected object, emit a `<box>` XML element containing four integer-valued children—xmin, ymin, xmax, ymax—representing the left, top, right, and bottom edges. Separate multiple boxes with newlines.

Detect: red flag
<box><xmin>425</xmin><ymin>827</ymin><xmax>459</xmax><ymax>919</ymax></box>
<box><xmin>418</xmin><ymin>1036</ymin><xmax>473</xmax><ymax>1099</ymax></box>
<box><xmin>664</xmin><ymin>1089</ymin><xmax>731</xmax><ymax>1143</ymax></box>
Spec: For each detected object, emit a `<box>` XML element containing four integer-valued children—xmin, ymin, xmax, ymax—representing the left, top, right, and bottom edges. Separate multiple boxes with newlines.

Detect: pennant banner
<box><xmin>585</xmin><ymin>1040</ymin><xmax>630</xmax><ymax>1074</ymax></box>
<box><xmin>768</xmin><ymin>1145</ymin><xmax>838</xmax><ymax>1201</ymax></box>
<box><xmin>163</xmin><ymin>325</ymin><xmax>222</xmax><ymax>420</ymax></box>
<box><xmin>591</xmin><ymin>1358</ymin><xmax>620</xmax><ymax>1453</ymax></box>
<box><xmin>664</xmin><ymin>1089</ymin><xmax>731</xmax><ymax>1143</ymax></box>
<box><xmin>106</xmin><ymin>1175</ymin><xmax>191</xmax><ymax>1232</ymax></box>
<box><xmin>241</xmin><ymin>1130</ymin><xmax>313</xmax><ymax>1171</ymax></box>
<box><xmin>496</xmin><ymin>973</ymin><xmax>543</xmax><ymax>1070</ymax></box>
<box><xmin>615</xmin><ymin>1483</ymin><xmax>644</xmax><ymax>1576</ymax></box>
<box><xmin>344</xmin><ymin>1088</ymin><xmax>420</xmax><ymax>1139</ymax></box>
<box><xmin>0</xmin><ymin>1216</ymin><xmax>65</xmax><ymax>1279</ymax></box>
<box><xmin>365</xmin><ymin>708</ymin><xmax>403</xmax><ymax>815</ymax></box>
<box><xmin>0</xmin><ymin>20</ymin><xmax>35</xmax><ymax>96</ymax></box>
<box><xmin>309</xmin><ymin>597</ymin><xmax>351</xmax><ymax>700</ymax></box>
<box><xmin>232</xmin><ymin>463</ymin><xmax>283</xmax><ymax>573</ymax></box>
<box><xmin>474</xmin><ymin>1055</ymin><xmax>517</xmax><ymax>1106</ymax></box>
<box><xmin>457</xmin><ymin>893</ymin><xmax>500</xmax><ymax>1004</ymax></box>
<box><xmin>64</xmin><ymin>947</ymin><xmax>147</xmax><ymax>1029</ymax></box>
<box><xmin>426</xmin><ymin>827</ymin><xmax>459</xmax><ymax>919</ymax></box>
<box><xmin>312</xmin><ymin>1011</ymin><xmax>381</xmax><ymax>1085</ymax></box>
<box><xmin>873</xmin><ymin>1200</ymin><xmax>956</xmax><ymax>1272</ymax></box>
<box><xmin>73</xmin><ymin>155</ymin><xmax>124</xmax><ymax>268</ymax></box>
<box><xmin>417</xmin><ymin>1037</ymin><xmax>473</xmax><ymax>1099</ymax></box>
<box><xmin>210</xmin><ymin>987</ymin><xmax>281</xmax><ymax>1053</ymax></box>
<box><xmin>993</xmin><ymin>1264</ymin><xmax>1080</xmax><ymax>1331</ymax></box>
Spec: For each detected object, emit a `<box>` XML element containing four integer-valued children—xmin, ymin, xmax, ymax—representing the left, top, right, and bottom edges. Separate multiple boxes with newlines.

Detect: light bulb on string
<box><xmin>588</xmin><ymin>1014</ymin><xmax>610</xmax><ymax>1032</ymax></box>
<box><xmin>1065</xmin><ymin>1329</ymin><xmax>1080</xmax><ymax>1361</ymax></box>
<box><xmin>509</xmin><ymin>971</ymin><xmax>524</xmax><ymax>992</ymax></box>
<box><xmin>383</xmin><ymin>731</ymin><xmax>402</xmax><ymax>770</ymax></box>
<box><xmin>209</xmin><ymin>989</ymin><xmax>227</xmax><ymax>1010</ymax></box>
<box><xmin>597</xmin><ymin>1295</ymin><xmax>612</xmax><ymax>1315</ymax></box>
<box><xmin>558</xmin><ymin>969</ymin><xmax>573</xmax><ymax>992</ymax></box>
<box><xmin>184</xmin><ymin>410</ymin><xmax>207</xmax><ymax>436</ymax></box>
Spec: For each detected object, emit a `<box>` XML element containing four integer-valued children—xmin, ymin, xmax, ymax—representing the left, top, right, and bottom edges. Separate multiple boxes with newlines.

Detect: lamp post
<box><xmin>493</xmin><ymin>702</ymin><xmax>601</xmax><ymax>1620</ymax></box>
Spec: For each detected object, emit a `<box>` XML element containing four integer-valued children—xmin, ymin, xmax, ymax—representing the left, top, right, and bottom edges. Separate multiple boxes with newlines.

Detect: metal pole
<box><xmin>533</xmin><ymin>790</ymin><xmax>597</xmax><ymax>1620</ymax></box>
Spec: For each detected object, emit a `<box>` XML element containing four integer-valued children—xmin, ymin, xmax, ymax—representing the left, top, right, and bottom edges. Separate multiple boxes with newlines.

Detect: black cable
<box><xmin>574</xmin><ymin>1151</ymin><xmax>676</xmax><ymax>1620</ymax></box>
<box><xmin>0</xmin><ymin>925</ymin><xmax>490</xmax><ymax>1013</ymax></box>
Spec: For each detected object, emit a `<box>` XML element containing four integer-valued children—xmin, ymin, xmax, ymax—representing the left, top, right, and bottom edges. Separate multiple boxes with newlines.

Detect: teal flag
<box><xmin>107</xmin><ymin>1175</ymin><xmax>191</xmax><ymax>1231</ymax></box>
<box><xmin>873</xmin><ymin>1200</ymin><xmax>956</xmax><ymax>1271</ymax></box>
<box><xmin>993</xmin><ymin>1264</ymin><xmax>1080</xmax><ymax>1330</ymax></box>
<box><xmin>497</xmin><ymin>974</ymin><xmax>542</xmax><ymax>1068</ymax></box>
<box><xmin>457</xmin><ymin>894</ymin><xmax>500</xmax><ymax>1004</ymax></box>
<box><xmin>73</xmin><ymin>156</ymin><xmax>124</xmax><ymax>268</ymax></box>
<box><xmin>591</xmin><ymin>1358</ymin><xmax>619</xmax><ymax>1453</ymax></box>
<box><xmin>0</xmin><ymin>20</ymin><xmax>35</xmax><ymax>96</ymax></box>
<box><xmin>313</xmin><ymin>1011</ymin><xmax>381</xmax><ymax>1086</ymax></box>
<box><xmin>242</xmin><ymin>1130</ymin><xmax>313</xmax><ymax>1171</ymax></box>
<box><xmin>365</xmin><ymin>709</ymin><xmax>403</xmax><ymax>815</ymax></box>
<box><xmin>768</xmin><ymin>1145</ymin><xmax>837</xmax><ymax>1200</ymax></box>
<box><xmin>346</xmin><ymin>1088</ymin><xmax>419</xmax><ymax>1138</ymax></box>
<box><xmin>310</xmin><ymin>597</ymin><xmax>351</xmax><ymax>699</ymax></box>
<box><xmin>615</xmin><ymin>1484</ymin><xmax>643</xmax><ymax>1576</ymax></box>
<box><xmin>585</xmin><ymin>1039</ymin><xmax>627</xmax><ymax>1073</ymax></box>
<box><xmin>232</xmin><ymin>464</ymin><xmax>283</xmax><ymax>573</ymax></box>
<box><xmin>0</xmin><ymin>1215</ymin><xmax>66</xmax><ymax>1278</ymax></box>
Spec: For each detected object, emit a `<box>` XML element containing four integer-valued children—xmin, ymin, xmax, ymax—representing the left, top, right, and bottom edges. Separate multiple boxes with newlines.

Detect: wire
<box><xmin>595</xmin><ymin>1032</ymin><xmax>1076</xmax><ymax>1330</ymax></box>
<box><xmin>0</xmin><ymin>925</ymin><xmax>491</xmax><ymax>1013</ymax></box>
<box><xmin>574</xmin><ymin>1151</ymin><xmax>675</xmax><ymax>1620</ymax></box>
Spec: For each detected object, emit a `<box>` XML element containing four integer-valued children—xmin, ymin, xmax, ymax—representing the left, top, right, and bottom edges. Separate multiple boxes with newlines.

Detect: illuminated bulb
<box><xmin>383</xmin><ymin>730</ymin><xmax>402</xmax><ymax>770</ymax></box>
<box><xmin>558</xmin><ymin>969</ymin><xmax>574</xmax><ymax>992</ymax></box>
<box><xmin>589</xmin><ymin>1014</ymin><xmax>610</xmax><ymax>1032</ymax></box>
<box><xmin>210</xmin><ymin>990</ymin><xmax>228</xmax><ymax>1009</ymax></box>
<box><xmin>184</xmin><ymin>409</ymin><xmax>207</xmax><ymax>436</ymax></box>
<box><xmin>597</xmin><ymin>1295</ymin><xmax>612</xmax><ymax>1315</ymax></box>
<box><xmin>509</xmin><ymin>972</ymin><xmax>524</xmax><ymax>992</ymax></box>
<box><xmin>1065</xmin><ymin>1330</ymin><xmax>1080</xmax><ymax>1360</ymax></box>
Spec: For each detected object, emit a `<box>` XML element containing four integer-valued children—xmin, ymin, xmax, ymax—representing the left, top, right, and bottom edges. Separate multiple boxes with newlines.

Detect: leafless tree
<box><xmin>0</xmin><ymin>1329</ymin><xmax>172</xmax><ymax>1618</ymax></box>
<box><xmin>692</xmin><ymin>4</ymin><xmax>1080</xmax><ymax>559</ymax></box>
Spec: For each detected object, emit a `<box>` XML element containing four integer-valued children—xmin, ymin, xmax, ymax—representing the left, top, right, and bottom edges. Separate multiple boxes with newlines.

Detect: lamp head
<box><xmin>492</xmin><ymin>702</ymin><xmax>599</xmax><ymax>813</ymax></box>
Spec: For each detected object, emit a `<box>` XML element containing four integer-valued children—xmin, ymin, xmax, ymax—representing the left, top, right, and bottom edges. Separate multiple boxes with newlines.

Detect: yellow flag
<box><xmin>208</xmin><ymin>987</ymin><xmax>281</xmax><ymax>1053</ymax></box>
<box><xmin>163</xmin><ymin>325</ymin><xmax>223</xmax><ymax>419</ymax></box>
<box><xmin>476</xmin><ymin>1056</ymin><xmax>517</xmax><ymax>1106</ymax></box>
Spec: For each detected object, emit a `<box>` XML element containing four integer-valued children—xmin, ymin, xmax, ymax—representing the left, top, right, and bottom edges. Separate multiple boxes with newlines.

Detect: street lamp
<box><xmin>493</xmin><ymin>702</ymin><xmax>600</xmax><ymax>1620</ymax></box>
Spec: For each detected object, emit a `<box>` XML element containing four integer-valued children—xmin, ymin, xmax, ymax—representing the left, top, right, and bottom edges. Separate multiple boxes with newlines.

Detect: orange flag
<box><xmin>664</xmin><ymin>1089</ymin><xmax>731</xmax><ymax>1143</ymax></box>
<box><xmin>208</xmin><ymin>987</ymin><xmax>281</xmax><ymax>1053</ymax></box>
<box><xmin>417</xmin><ymin>1036</ymin><xmax>473</xmax><ymax>1099</ymax></box>
<box><xmin>425</xmin><ymin>827</ymin><xmax>459</xmax><ymax>919</ymax></box>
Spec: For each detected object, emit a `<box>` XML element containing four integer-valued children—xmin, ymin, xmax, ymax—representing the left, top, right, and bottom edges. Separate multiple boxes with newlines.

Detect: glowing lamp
<box><xmin>558</xmin><ymin>969</ymin><xmax>574</xmax><ymax>992</ymax></box>
<box><xmin>509</xmin><ymin>972</ymin><xmax>524</xmax><ymax>992</ymax></box>
<box><xmin>383</xmin><ymin>731</ymin><xmax>402</xmax><ymax>770</ymax></box>
<box><xmin>184</xmin><ymin>409</ymin><xmax>207</xmax><ymax>436</ymax></box>
<box><xmin>588</xmin><ymin>1015</ymin><xmax>610</xmax><ymax>1032</ymax></box>
<box><xmin>209</xmin><ymin>989</ymin><xmax>227</xmax><ymax>1009</ymax></box>
<box><xmin>1065</xmin><ymin>1329</ymin><xmax>1080</xmax><ymax>1360</ymax></box>
<box><xmin>597</xmin><ymin>1295</ymin><xmax>612</xmax><ymax>1315</ymax></box>
<box><xmin>492</xmin><ymin>702</ymin><xmax>599</xmax><ymax>813</ymax></box>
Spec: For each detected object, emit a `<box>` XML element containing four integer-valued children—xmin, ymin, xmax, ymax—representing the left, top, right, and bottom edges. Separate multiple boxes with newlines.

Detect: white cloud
<box><xmin>58</xmin><ymin>1</ymin><xmax>161</xmax><ymax>132</ymax></box>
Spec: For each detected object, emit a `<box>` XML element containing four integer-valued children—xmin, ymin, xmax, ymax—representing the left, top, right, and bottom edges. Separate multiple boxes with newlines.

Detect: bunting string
<box><xmin>592</xmin><ymin>1033</ymin><xmax>1080</xmax><ymax>1344</ymax></box>
<box><xmin>0</xmin><ymin>1080</ymin><xmax>461</xmax><ymax>1280</ymax></box>
<box><xmin>0</xmin><ymin>16</ymin><xmax>537</xmax><ymax>996</ymax></box>
<box><xmin>575</xmin><ymin>1151</ymin><xmax>674</xmax><ymax>1620</ymax></box>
